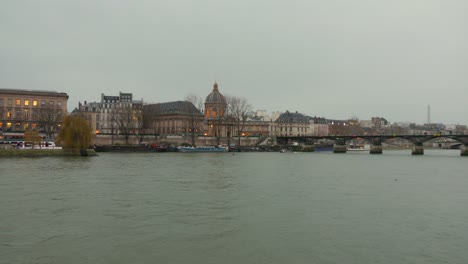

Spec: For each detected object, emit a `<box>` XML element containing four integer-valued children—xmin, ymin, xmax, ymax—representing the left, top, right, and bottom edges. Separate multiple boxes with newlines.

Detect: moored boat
<box><xmin>177</xmin><ymin>146</ymin><xmax>228</xmax><ymax>153</ymax></box>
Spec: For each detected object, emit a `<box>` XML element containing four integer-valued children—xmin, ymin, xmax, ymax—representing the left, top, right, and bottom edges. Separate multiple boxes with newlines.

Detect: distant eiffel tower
<box><xmin>427</xmin><ymin>105</ymin><xmax>431</xmax><ymax>124</ymax></box>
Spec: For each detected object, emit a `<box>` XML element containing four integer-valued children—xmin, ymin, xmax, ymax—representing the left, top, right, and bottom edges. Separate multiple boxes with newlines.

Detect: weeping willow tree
<box><xmin>56</xmin><ymin>115</ymin><xmax>92</xmax><ymax>149</ymax></box>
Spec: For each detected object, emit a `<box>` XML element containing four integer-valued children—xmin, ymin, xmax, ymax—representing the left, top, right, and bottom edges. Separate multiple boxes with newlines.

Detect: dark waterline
<box><xmin>1</xmin><ymin>150</ymin><xmax>468</xmax><ymax>264</ymax></box>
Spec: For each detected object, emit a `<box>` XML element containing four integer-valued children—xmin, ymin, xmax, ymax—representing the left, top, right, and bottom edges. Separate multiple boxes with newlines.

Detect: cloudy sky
<box><xmin>1</xmin><ymin>0</ymin><xmax>467</xmax><ymax>124</ymax></box>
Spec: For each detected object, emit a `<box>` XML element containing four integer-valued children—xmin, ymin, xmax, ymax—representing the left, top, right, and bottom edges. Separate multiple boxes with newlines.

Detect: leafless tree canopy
<box><xmin>184</xmin><ymin>94</ymin><xmax>204</xmax><ymax>111</ymax></box>
<box><xmin>113</xmin><ymin>103</ymin><xmax>142</xmax><ymax>144</ymax></box>
<box><xmin>37</xmin><ymin>104</ymin><xmax>63</xmax><ymax>139</ymax></box>
<box><xmin>184</xmin><ymin>95</ymin><xmax>205</xmax><ymax>146</ymax></box>
<box><xmin>226</xmin><ymin>96</ymin><xmax>253</xmax><ymax>145</ymax></box>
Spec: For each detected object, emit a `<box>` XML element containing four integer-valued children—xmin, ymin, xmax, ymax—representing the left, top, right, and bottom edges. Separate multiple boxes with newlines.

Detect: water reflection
<box><xmin>1</xmin><ymin>151</ymin><xmax>468</xmax><ymax>263</ymax></box>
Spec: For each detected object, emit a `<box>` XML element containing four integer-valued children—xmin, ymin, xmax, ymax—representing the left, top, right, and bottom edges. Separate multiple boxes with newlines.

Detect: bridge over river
<box><xmin>277</xmin><ymin>134</ymin><xmax>468</xmax><ymax>156</ymax></box>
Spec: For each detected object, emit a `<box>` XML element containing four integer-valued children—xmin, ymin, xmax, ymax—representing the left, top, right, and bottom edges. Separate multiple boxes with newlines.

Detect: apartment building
<box><xmin>0</xmin><ymin>89</ymin><xmax>68</xmax><ymax>139</ymax></box>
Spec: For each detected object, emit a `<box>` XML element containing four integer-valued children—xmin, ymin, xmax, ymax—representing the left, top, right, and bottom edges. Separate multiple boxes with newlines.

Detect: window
<box><xmin>7</xmin><ymin>111</ymin><xmax>11</xmax><ymax>119</ymax></box>
<box><xmin>7</xmin><ymin>122</ymin><xmax>12</xmax><ymax>128</ymax></box>
<box><xmin>50</xmin><ymin>101</ymin><xmax>54</xmax><ymax>106</ymax></box>
<box><xmin>57</xmin><ymin>101</ymin><xmax>62</xmax><ymax>107</ymax></box>
<box><xmin>0</xmin><ymin>98</ymin><xmax>3</xmax><ymax>106</ymax></box>
<box><xmin>7</xmin><ymin>99</ymin><xmax>12</xmax><ymax>106</ymax></box>
<box><xmin>41</xmin><ymin>101</ymin><xmax>46</xmax><ymax>106</ymax></box>
<box><xmin>16</xmin><ymin>99</ymin><xmax>21</xmax><ymax>106</ymax></box>
<box><xmin>33</xmin><ymin>100</ymin><xmax>38</xmax><ymax>106</ymax></box>
<box><xmin>24</xmin><ymin>100</ymin><xmax>30</xmax><ymax>106</ymax></box>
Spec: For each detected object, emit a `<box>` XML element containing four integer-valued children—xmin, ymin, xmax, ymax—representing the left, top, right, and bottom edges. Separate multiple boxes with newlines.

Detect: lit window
<box><xmin>7</xmin><ymin>111</ymin><xmax>11</xmax><ymax>118</ymax></box>
<box><xmin>33</xmin><ymin>100</ymin><xmax>38</xmax><ymax>106</ymax></box>
<box><xmin>16</xmin><ymin>99</ymin><xmax>21</xmax><ymax>105</ymax></box>
<box><xmin>32</xmin><ymin>123</ymin><xmax>37</xmax><ymax>128</ymax></box>
<box><xmin>7</xmin><ymin>122</ymin><xmax>12</xmax><ymax>128</ymax></box>
<box><xmin>24</xmin><ymin>100</ymin><xmax>30</xmax><ymax>106</ymax></box>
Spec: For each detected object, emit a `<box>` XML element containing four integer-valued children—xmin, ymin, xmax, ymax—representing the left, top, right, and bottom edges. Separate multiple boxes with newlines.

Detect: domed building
<box><xmin>204</xmin><ymin>82</ymin><xmax>227</xmax><ymax>119</ymax></box>
<box><xmin>203</xmin><ymin>82</ymin><xmax>228</xmax><ymax>143</ymax></box>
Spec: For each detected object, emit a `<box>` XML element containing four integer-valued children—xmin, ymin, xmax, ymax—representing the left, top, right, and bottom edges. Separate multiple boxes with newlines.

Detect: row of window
<box><xmin>272</xmin><ymin>127</ymin><xmax>310</xmax><ymax>132</ymax></box>
<box><xmin>103</xmin><ymin>99</ymin><xmax>131</xmax><ymax>104</ymax></box>
<box><xmin>0</xmin><ymin>121</ymin><xmax>60</xmax><ymax>130</ymax></box>
<box><xmin>1</xmin><ymin>109</ymin><xmax>63</xmax><ymax>120</ymax></box>
<box><xmin>0</xmin><ymin>121</ymin><xmax>38</xmax><ymax>130</ymax></box>
<box><xmin>0</xmin><ymin>98</ymin><xmax>62</xmax><ymax>107</ymax></box>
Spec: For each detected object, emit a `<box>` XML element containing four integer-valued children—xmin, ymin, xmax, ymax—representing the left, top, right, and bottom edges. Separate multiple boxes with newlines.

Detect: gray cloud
<box><xmin>1</xmin><ymin>0</ymin><xmax>467</xmax><ymax>124</ymax></box>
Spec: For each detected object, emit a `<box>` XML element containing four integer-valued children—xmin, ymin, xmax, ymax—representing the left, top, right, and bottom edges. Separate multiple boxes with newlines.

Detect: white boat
<box><xmin>177</xmin><ymin>146</ymin><xmax>228</xmax><ymax>153</ymax></box>
<box><xmin>347</xmin><ymin>144</ymin><xmax>370</xmax><ymax>151</ymax></box>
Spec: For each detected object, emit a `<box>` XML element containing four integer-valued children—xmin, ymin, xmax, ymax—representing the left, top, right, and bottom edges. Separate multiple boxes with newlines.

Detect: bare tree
<box><xmin>184</xmin><ymin>95</ymin><xmax>204</xmax><ymax>146</ymax></box>
<box><xmin>133</xmin><ymin>103</ymin><xmax>144</xmax><ymax>143</ymax></box>
<box><xmin>141</xmin><ymin>105</ymin><xmax>160</xmax><ymax>143</ymax></box>
<box><xmin>224</xmin><ymin>95</ymin><xmax>236</xmax><ymax>146</ymax></box>
<box><xmin>114</xmin><ymin>104</ymin><xmax>134</xmax><ymax>145</ymax></box>
<box><xmin>184</xmin><ymin>94</ymin><xmax>204</xmax><ymax>111</ymax></box>
<box><xmin>37</xmin><ymin>104</ymin><xmax>63</xmax><ymax>140</ymax></box>
<box><xmin>229</xmin><ymin>96</ymin><xmax>253</xmax><ymax>146</ymax></box>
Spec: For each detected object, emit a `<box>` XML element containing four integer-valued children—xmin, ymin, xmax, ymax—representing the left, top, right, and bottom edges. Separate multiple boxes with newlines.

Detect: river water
<box><xmin>1</xmin><ymin>150</ymin><xmax>468</xmax><ymax>264</ymax></box>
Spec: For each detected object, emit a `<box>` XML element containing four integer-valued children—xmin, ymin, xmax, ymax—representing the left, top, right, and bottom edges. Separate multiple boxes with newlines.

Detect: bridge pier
<box><xmin>333</xmin><ymin>139</ymin><xmax>346</xmax><ymax>153</ymax></box>
<box><xmin>333</xmin><ymin>144</ymin><xmax>347</xmax><ymax>153</ymax></box>
<box><xmin>370</xmin><ymin>138</ymin><xmax>383</xmax><ymax>154</ymax></box>
<box><xmin>370</xmin><ymin>145</ymin><xmax>383</xmax><ymax>154</ymax></box>
<box><xmin>461</xmin><ymin>145</ymin><xmax>468</xmax><ymax>156</ymax></box>
<box><xmin>412</xmin><ymin>144</ymin><xmax>424</xmax><ymax>155</ymax></box>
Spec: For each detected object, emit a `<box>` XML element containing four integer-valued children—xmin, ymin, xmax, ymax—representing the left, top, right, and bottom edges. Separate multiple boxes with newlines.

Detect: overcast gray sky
<box><xmin>1</xmin><ymin>0</ymin><xmax>467</xmax><ymax>124</ymax></box>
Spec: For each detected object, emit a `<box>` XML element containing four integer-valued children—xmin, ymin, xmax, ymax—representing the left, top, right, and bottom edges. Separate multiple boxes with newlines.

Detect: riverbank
<box><xmin>0</xmin><ymin>149</ymin><xmax>98</xmax><ymax>157</ymax></box>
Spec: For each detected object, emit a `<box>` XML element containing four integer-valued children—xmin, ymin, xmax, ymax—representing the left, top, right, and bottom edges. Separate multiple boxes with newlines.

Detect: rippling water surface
<box><xmin>1</xmin><ymin>150</ymin><xmax>468</xmax><ymax>264</ymax></box>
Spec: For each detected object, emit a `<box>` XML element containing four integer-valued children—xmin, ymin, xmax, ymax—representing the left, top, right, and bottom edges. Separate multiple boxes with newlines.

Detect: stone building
<box><xmin>74</xmin><ymin>101</ymin><xmax>101</xmax><ymax>135</ymax></box>
<box><xmin>99</xmin><ymin>92</ymin><xmax>143</xmax><ymax>135</ymax></box>
<box><xmin>311</xmin><ymin>117</ymin><xmax>329</xmax><ymax>136</ymax></box>
<box><xmin>270</xmin><ymin>111</ymin><xmax>313</xmax><ymax>137</ymax></box>
<box><xmin>204</xmin><ymin>82</ymin><xmax>228</xmax><ymax>139</ymax></box>
<box><xmin>243</xmin><ymin>115</ymin><xmax>271</xmax><ymax>137</ymax></box>
<box><xmin>0</xmin><ymin>88</ymin><xmax>68</xmax><ymax>140</ymax></box>
<box><xmin>143</xmin><ymin>101</ymin><xmax>204</xmax><ymax>144</ymax></box>
<box><xmin>74</xmin><ymin>92</ymin><xmax>143</xmax><ymax>144</ymax></box>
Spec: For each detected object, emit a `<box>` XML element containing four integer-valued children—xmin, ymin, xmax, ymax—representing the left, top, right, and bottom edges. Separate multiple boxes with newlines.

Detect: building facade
<box><xmin>311</xmin><ymin>117</ymin><xmax>329</xmax><ymax>136</ymax></box>
<box><xmin>74</xmin><ymin>101</ymin><xmax>102</xmax><ymax>135</ymax></box>
<box><xmin>270</xmin><ymin>111</ymin><xmax>313</xmax><ymax>137</ymax></box>
<box><xmin>99</xmin><ymin>92</ymin><xmax>143</xmax><ymax>135</ymax></box>
<box><xmin>204</xmin><ymin>82</ymin><xmax>228</xmax><ymax>139</ymax></box>
<box><xmin>74</xmin><ymin>92</ymin><xmax>143</xmax><ymax>144</ymax></box>
<box><xmin>142</xmin><ymin>101</ymin><xmax>205</xmax><ymax>141</ymax></box>
<box><xmin>0</xmin><ymin>89</ymin><xmax>68</xmax><ymax>140</ymax></box>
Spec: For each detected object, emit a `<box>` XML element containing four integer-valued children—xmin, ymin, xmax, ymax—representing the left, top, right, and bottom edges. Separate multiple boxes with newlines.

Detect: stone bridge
<box><xmin>276</xmin><ymin>134</ymin><xmax>468</xmax><ymax>156</ymax></box>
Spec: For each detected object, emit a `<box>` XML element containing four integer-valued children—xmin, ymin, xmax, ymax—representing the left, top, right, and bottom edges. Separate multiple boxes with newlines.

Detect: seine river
<box><xmin>1</xmin><ymin>150</ymin><xmax>468</xmax><ymax>264</ymax></box>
